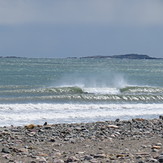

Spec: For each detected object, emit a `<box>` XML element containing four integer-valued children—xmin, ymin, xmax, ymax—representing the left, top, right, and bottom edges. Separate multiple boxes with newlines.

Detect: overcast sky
<box><xmin>0</xmin><ymin>0</ymin><xmax>163</xmax><ymax>58</ymax></box>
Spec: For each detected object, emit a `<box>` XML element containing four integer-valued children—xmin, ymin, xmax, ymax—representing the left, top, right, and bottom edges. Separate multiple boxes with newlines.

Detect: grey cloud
<box><xmin>0</xmin><ymin>0</ymin><xmax>163</xmax><ymax>26</ymax></box>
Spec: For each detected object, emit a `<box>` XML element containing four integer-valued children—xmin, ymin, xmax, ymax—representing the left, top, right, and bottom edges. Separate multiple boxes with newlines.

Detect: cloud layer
<box><xmin>0</xmin><ymin>0</ymin><xmax>163</xmax><ymax>26</ymax></box>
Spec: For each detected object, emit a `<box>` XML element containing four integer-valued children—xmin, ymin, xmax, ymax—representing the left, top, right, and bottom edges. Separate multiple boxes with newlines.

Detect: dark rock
<box><xmin>159</xmin><ymin>116</ymin><xmax>163</xmax><ymax>120</ymax></box>
<box><xmin>50</xmin><ymin>138</ymin><xmax>55</xmax><ymax>142</ymax></box>
<box><xmin>93</xmin><ymin>153</ymin><xmax>106</xmax><ymax>158</ymax></box>
<box><xmin>2</xmin><ymin>147</ymin><xmax>11</xmax><ymax>153</ymax></box>
<box><xmin>44</xmin><ymin>122</ymin><xmax>48</xmax><ymax>126</ymax></box>
<box><xmin>66</xmin><ymin>156</ymin><xmax>79</xmax><ymax>162</ymax></box>
<box><xmin>158</xmin><ymin>155</ymin><xmax>163</xmax><ymax>163</ymax></box>
<box><xmin>84</xmin><ymin>155</ymin><xmax>94</xmax><ymax>160</ymax></box>
<box><xmin>115</xmin><ymin>119</ymin><xmax>120</xmax><ymax>122</ymax></box>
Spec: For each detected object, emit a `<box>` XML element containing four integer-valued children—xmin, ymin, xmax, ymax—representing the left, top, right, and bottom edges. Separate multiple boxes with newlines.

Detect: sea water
<box><xmin>0</xmin><ymin>57</ymin><xmax>163</xmax><ymax>126</ymax></box>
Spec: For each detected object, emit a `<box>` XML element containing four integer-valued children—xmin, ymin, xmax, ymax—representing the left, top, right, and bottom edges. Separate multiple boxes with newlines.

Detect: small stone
<box><xmin>134</xmin><ymin>118</ymin><xmax>145</xmax><ymax>121</ymax></box>
<box><xmin>107</xmin><ymin>125</ymin><xmax>119</xmax><ymax>129</ymax></box>
<box><xmin>116</xmin><ymin>154</ymin><xmax>127</xmax><ymax>158</ymax></box>
<box><xmin>18</xmin><ymin>148</ymin><xmax>28</xmax><ymax>154</ymax></box>
<box><xmin>77</xmin><ymin>151</ymin><xmax>85</xmax><ymax>155</ymax></box>
<box><xmin>39</xmin><ymin>129</ymin><xmax>45</xmax><ymax>133</ymax></box>
<box><xmin>110</xmin><ymin>134</ymin><xmax>116</xmax><ymax>138</ymax></box>
<box><xmin>152</xmin><ymin>149</ymin><xmax>159</xmax><ymax>152</ymax></box>
<box><xmin>84</xmin><ymin>155</ymin><xmax>93</xmax><ymax>160</ymax></box>
<box><xmin>50</xmin><ymin>138</ymin><xmax>55</xmax><ymax>142</ymax></box>
<box><xmin>159</xmin><ymin>115</ymin><xmax>163</xmax><ymax>120</ymax></box>
<box><xmin>136</xmin><ymin>155</ymin><xmax>142</xmax><ymax>159</ymax></box>
<box><xmin>156</xmin><ymin>143</ymin><xmax>162</xmax><ymax>146</ymax></box>
<box><xmin>27</xmin><ymin>132</ymin><xmax>36</xmax><ymax>137</ymax></box>
<box><xmin>141</xmin><ymin>145</ymin><xmax>147</xmax><ymax>148</ymax></box>
<box><xmin>44</xmin><ymin>122</ymin><xmax>48</xmax><ymax>126</ymax></box>
<box><xmin>158</xmin><ymin>155</ymin><xmax>163</xmax><ymax>163</ymax></box>
<box><xmin>36</xmin><ymin>156</ymin><xmax>47</xmax><ymax>163</ymax></box>
<box><xmin>44</xmin><ymin>125</ymin><xmax>52</xmax><ymax>129</ymax></box>
<box><xmin>70</xmin><ymin>139</ymin><xmax>75</xmax><ymax>143</ymax></box>
<box><xmin>115</xmin><ymin>118</ymin><xmax>120</xmax><ymax>122</ymax></box>
<box><xmin>90</xmin><ymin>159</ymin><xmax>98</xmax><ymax>163</ymax></box>
<box><xmin>94</xmin><ymin>153</ymin><xmax>106</xmax><ymax>158</ymax></box>
<box><xmin>152</xmin><ymin>145</ymin><xmax>162</xmax><ymax>149</ymax></box>
<box><xmin>2</xmin><ymin>147</ymin><xmax>10</xmax><ymax>153</ymax></box>
<box><xmin>37</xmin><ymin>153</ymin><xmax>49</xmax><ymax>157</ymax></box>
<box><xmin>2</xmin><ymin>154</ymin><xmax>12</xmax><ymax>159</ymax></box>
<box><xmin>98</xmin><ymin>147</ymin><xmax>103</xmax><ymax>150</ymax></box>
<box><xmin>53</xmin><ymin>152</ymin><xmax>62</xmax><ymax>158</ymax></box>
<box><xmin>66</xmin><ymin>156</ymin><xmax>79</xmax><ymax>162</ymax></box>
<box><xmin>25</xmin><ymin>124</ymin><xmax>36</xmax><ymax>129</ymax></box>
<box><xmin>147</xmin><ymin>158</ymin><xmax>158</xmax><ymax>162</ymax></box>
<box><xmin>75</xmin><ymin>127</ymin><xmax>82</xmax><ymax>131</ymax></box>
<box><xmin>53</xmin><ymin>159</ymin><xmax>64</xmax><ymax>163</ymax></box>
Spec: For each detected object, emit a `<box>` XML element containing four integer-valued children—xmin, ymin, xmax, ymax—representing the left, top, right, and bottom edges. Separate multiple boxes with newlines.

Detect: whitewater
<box><xmin>0</xmin><ymin>57</ymin><xmax>163</xmax><ymax>126</ymax></box>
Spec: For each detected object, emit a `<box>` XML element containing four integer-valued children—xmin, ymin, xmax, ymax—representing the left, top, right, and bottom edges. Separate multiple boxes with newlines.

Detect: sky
<box><xmin>0</xmin><ymin>0</ymin><xmax>163</xmax><ymax>58</ymax></box>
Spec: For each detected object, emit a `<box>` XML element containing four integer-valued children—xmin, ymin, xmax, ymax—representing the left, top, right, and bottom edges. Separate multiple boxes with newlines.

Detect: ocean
<box><xmin>0</xmin><ymin>57</ymin><xmax>163</xmax><ymax>126</ymax></box>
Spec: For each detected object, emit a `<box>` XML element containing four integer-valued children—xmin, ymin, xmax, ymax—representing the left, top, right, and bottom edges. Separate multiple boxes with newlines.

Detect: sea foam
<box><xmin>0</xmin><ymin>103</ymin><xmax>163</xmax><ymax>126</ymax></box>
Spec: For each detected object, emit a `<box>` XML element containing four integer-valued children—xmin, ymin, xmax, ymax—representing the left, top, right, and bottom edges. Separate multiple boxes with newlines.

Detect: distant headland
<box><xmin>80</xmin><ymin>54</ymin><xmax>162</xmax><ymax>60</ymax></box>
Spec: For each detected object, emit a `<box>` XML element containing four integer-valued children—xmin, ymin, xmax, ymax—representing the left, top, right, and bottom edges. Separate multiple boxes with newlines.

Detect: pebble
<box><xmin>158</xmin><ymin>154</ymin><xmax>163</xmax><ymax>163</ymax></box>
<box><xmin>152</xmin><ymin>145</ymin><xmax>162</xmax><ymax>149</ymax></box>
<box><xmin>27</xmin><ymin>132</ymin><xmax>36</xmax><ymax>137</ymax></box>
<box><xmin>53</xmin><ymin>152</ymin><xmax>62</xmax><ymax>158</ymax></box>
<box><xmin>84</xmin><ymin>155</ymin><xmax>94</xmax><ymax>160</ymax></box>
<box><xmin>25</xmin><ymin>124</ymin><xmax>36</xmax><ymax>129</ymax></box>
<box><xmin>0</xmin><ymin>118</ymin><xmax>162</xmax><ymax>163</ymax></box>
<box><xmin>53</xmin><ymin>159</ymin><xmax>64</xmax><ymax>163</ymax></box>
<box><xmin>107</xmin><ymin>125</ymin><xmax>119</xmax><ymax>129</ymax></box>
<box><xmin>66</xmin><ymin>156</ymin><xmax>79</xmax><ymax>162</ymax></box>
<box><xmin>2</xmin><ymin>154</ymin><xmax>12</xmax><ymax>159</ymax></box>
<box><xmin>36</xmin><ymin>156</ymin><xmax>47</xmax><ymax>163</ymax></box>
<box><xmin>156</xmin><ymin>143</ymin><xmax>162</xmax><ymax>146</ymax></box>
<box><xmin>152</xmin><ymin>149</ymin><xmax>159</xmax><ymax>152</ymax></box>
<box><xmin>148</xmin><ymin>158</ymin><xmax>159</xmax><ymax>162</ymax></box>
<box><xmin>1</xmin><ymin>147</ymin><xmax>10</xmax><ymax>153</ymax></box>
<box><xmin>93</xmin><ymin>153</ymin><xmax>107</xmax><ymax>158</ymax></box>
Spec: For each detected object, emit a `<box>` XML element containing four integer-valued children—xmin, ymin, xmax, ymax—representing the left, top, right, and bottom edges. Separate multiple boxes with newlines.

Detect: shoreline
<box><xmin>0</xmin><ymin>117</ymin><xmax>163</xmax><ymax>163</ymax></box>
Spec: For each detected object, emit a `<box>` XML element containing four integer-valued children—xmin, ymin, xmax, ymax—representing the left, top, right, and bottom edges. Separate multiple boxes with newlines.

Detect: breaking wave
<box><xmin>0</xmin><ymin>85</ymin><xmax>163</xmax><ymax>103</ymax></box>
<box><xmin>120</xmin><ymin>86</ymin><xmax>163</xmax><ymax>94</ymax></box>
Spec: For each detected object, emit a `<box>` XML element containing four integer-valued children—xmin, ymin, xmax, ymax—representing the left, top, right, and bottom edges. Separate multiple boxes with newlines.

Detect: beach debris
<box><xmin>152</xmin><ymin>145</ymin><xmax>162</xmax><ymax>149</ymax></box>
<box><xmin>25</xmin><ymin>124</ymin><xmax>36</xmax><ymax>129</ymax></box>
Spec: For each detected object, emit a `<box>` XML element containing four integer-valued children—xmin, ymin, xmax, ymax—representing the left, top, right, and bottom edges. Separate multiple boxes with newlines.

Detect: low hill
<box><xmin>81</xmin><ymin>54</ymin><xmax>160</xmax><ymax>59</ymax></box>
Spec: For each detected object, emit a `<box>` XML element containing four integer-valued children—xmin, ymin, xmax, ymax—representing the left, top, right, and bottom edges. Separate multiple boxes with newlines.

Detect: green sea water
<box><xmin>0</xmin><ymin>58</ymin><xmax>162</xmax><ymax>126</ymax></box>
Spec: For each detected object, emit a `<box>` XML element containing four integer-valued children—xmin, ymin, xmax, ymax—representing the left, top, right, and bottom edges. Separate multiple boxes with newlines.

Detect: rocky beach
<box><xmin>0</xmin><ymin>117</ymin><xmax>162</xmax><ymax>163</ymax></box>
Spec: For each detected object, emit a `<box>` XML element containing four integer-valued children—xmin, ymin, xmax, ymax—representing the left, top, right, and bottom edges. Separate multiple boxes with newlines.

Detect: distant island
<box><xmin>0</xmin><ymin>54</ymin><xmax>162</xmax><ymax>60</ymax></box>
<box><xmin>80</xmin><ymin>54</ymin><xmax>162</xmax><ymax>60</ymax></box>
<box><xmin>0</xmin><ymin>56</ymin><xmax>24</xmax><ymax>58</ymax></box>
